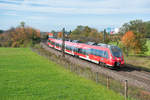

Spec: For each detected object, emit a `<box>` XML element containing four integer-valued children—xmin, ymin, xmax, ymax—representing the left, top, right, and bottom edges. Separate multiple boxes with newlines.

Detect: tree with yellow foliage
<box><xmin>0</xmin><ymin>22</ymin><xmax>41</xmax><ymax>47</ymax></box>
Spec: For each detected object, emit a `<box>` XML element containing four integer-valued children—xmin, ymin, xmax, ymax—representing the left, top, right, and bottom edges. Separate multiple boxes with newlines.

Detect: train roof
<box><xmin>49</xmin><ymin>37</ymin><xmax>119</xmax><ymax>50</ymax></box>
<box><xmin>72</xmin><ymin>40</ymin><xmax>83</xmax><ymax>43</ymax></box>
<box><xmin>86</xmin><ymin>42</ymin><xmax>97</xmax><ymax>45</ymax></box>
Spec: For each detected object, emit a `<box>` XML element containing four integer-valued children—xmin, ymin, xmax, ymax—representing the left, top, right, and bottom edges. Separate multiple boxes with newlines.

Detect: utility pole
<box><xmin>62</xmin><ymin>28</ymin><xmax>65</xmax><ymax>57</ymax></box>
<box><xmin>103</xmin><ymin>29</ymin><xmax>106</xmax><ymax>43</ymax></box>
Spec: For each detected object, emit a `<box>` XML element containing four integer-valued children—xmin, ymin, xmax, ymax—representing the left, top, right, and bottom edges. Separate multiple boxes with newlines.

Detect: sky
<box><xmin>0</xmin><ymin>0</ymin><xmax>150</xmax><ymax>32</ymax></box>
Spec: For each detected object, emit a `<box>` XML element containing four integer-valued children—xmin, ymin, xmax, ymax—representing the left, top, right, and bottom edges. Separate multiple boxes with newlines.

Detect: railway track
<box><xmin>40</xmin><ymin>42</ymin><xmax>150</xmax><ymax>92</ymax></box>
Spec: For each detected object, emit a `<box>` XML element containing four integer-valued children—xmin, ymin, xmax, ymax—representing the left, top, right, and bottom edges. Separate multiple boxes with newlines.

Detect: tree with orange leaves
<box><xmin>122</xmin><ymin>31</ymin><xmax>136</xmax><ymax>56</ymax></box>
<box><xmin>0</xmin><ymin>22</ymin><xmax>41</xmax><ymax>47</ymax></box>
<box><xmin>122</xmin><ymin>31</ymin><xmax>148</xmax><ymax>56</ymax></box>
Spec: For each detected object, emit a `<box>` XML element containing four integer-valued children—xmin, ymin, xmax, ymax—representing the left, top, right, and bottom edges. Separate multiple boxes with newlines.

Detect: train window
<box><xmin>74</xmin><ymin>48</ymin><xmax>78</xmax><ymax>52</ymax></box>
<box><xmin>78</xmin><ymin>49</ymin><xmax>88</xmax><ymax>55</ymax></box>
<box><xmin>83</xmin><ymin>49</ymin><xmax>87</xmax><ymax>55</ymax></box>
<box><xmin>91</xmin><ymin>49</ymin><xmax>95</xmax><ymax>55</ymax></box>
<box><xmin>67</xmin><ymin>45</ymin><xmax>69</xmax><ymax>50</ymax></box>
<box><xmin>69</xmin><ymin>46</ymin><xmax>72</xmax><ymax>50</ymax></box>
<box><xmin>65</xmin><ymin>45</ymin><xmax>68</xmax><ymax>49</ymax></box>
<box><xmin>86</xmin><ymin>49</ymin><xmax>91</xmax><ymax>55</ymax></box>
<box><xmin>82</xmin><ymin>49</ymin><xmax>85</xmax><ymax>55</ymax></box>
<box><xmin>85</xmin><ymin>49</ymin><xmax>90</xmax><ymax>55</ymax></box>
<box><xmin>97</xmin><ymin>50</ymin><xmax>104</xmax><ymax>57</ymax></box>
<box><xmin>70</xmin><ymin>46</ymin><xmax>74</xmax><ymax>51</ymax></box>
<box><xmin>56</xmin><ymin>43</ymin><xmax>59</xmax><ymax>47</ymax></box>
<box><xmin>110</xmin><ymin>46</ymin><xmax>122</xmax><ymax>57</ymax></box>
<box><xmin>90</xmin><ymin>49</ymin><xmax>105</xmax><ymax>57</ymax></box>
<box><xmin>66</xmin><ymin>45</ymin><xmax>70</xmax><ymax>50</ymax></box>
<box><xmin>67</xmin><ymin>46</ymin><xmax>70</xmax><ymax>50</ymax></box>
<box><xmin>71</xmin><ymin>46</ymin><xmax>75</xmax><ymax>51</ymax></box>
<box><xmin>78</xmin><ymin>48</ymin><xmax>81</xmax><ymax>53</ymax></box>
<box><xmin>104</xmin><ymin>51</ymin><xmax>109</xmax><ymax>59</ymax></box>
<box><xmin>59</xmin><ymin>44</ymin><xmax>62</xmax><ymax>47</ymax></box>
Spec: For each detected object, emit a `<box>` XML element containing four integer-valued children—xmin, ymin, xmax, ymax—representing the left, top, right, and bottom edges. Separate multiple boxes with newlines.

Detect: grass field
<box><xmin>0</xmin><ymin>48</ymin><xmax>126</xmax><ymax>100</ymax></box>
<box><xmin>125</xmin><ymin>56</ymin><xmax>150</xmax><ymax>69</ymax></box>
<box><xmin>146</xmin><ymin>39</ymin><xmax>150</xmax><ymax>55</ymax></box>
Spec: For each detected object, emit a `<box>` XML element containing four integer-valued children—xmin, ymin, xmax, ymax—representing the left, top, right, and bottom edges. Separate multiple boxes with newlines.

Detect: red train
<box><xmin>47</xmin><ymin>37</ymin><xmax>124</xmax><ymax>68</ymax></box>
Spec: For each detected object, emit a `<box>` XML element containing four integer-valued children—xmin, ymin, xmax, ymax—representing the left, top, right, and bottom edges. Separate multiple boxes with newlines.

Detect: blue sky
<box><xmin>0</xmin><ymin>0</ymin><xmax>150</xmax><ymax>32</ymax></box>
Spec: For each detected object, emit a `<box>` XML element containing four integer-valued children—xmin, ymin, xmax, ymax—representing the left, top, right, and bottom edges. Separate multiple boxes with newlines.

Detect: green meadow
<box><xmin>0</xmin><ymin>48</ymin><xmax>125</xmax><ymax>100</ymax></box>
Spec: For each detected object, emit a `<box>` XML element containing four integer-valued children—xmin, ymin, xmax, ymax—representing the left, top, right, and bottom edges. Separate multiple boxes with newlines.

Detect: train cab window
<box><xmin>110</xmin><ymin>46</ymin><xmax>122</xmax><ymax>57</ymax></box>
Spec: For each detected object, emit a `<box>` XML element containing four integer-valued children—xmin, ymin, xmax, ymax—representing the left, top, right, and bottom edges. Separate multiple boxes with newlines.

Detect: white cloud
<box><xmin>3</xmin><ymin>11</ymin><xmax>18</xmax><ymax>16</ymax></box>
<box><xmin>0</xmin><ymin>0</ymin><xmax>150</xmax><ymax>15</ymax></box>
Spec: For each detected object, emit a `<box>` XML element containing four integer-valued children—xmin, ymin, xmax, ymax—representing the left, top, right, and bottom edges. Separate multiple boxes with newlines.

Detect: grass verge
<box><xmin>0</xmin><ymin>48</ymin><xmax>125</xmax><ymax>100</ymax></box>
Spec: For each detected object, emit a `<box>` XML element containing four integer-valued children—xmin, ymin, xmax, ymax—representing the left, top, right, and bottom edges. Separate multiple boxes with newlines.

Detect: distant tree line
<box><xmin>0</xmin><ymin>22</ymin><xmax>41</xmax><ymax>47</ymax></box>
<box><xmin>120</xmin><ymin>19</ymin><xmax>150</xmax><ymax>37</ymax></box>
<box><xmin>0</xmin><ymin>19</ymin><xmax>149</xmax><ymax>55</ymax></box>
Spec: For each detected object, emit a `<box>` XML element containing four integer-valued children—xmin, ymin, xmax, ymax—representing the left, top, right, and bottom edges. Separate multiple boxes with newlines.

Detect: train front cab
<box><xmin>107</xmin><ymin>46</ymin><xmax>124</xmax><ymax>68</ymax></box>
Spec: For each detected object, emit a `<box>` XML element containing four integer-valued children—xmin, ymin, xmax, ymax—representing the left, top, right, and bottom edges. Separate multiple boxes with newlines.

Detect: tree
<box><xmin>111</xmin><ymin>34</ymin><xmax>121</xmax><ymax>46</ymax></box>
<box><xmin>134</xmin><ymin>33</ymin><xmax>148</xmax><ymax>54</ymax></box>
<box><xmin>0</xmin><ymin>30</ymin><xmax>4</xmax><ymax>34</ymax></box>
<box><xmin>71</xmin><ymin>25</ymin><xmax>100</xmax><ymax>42</ymax></box>
<box><xmin>122</xmin><ymin>31</ymin><xmax>136</xmax><ymax>56</ymax></box>
<box><xmin>144</xmin><ymin>21</ymin><xmax>150</xmax><ymax>38</ymax></box>
<box><xmin>20</xmin><ymin>21</ymin><xmax>25</xmax><ymax>28</ymax></box>
<box><xmin>122</xmin><ymin>31</ymin><xmax>148</xmax><ymax>56</ymax></box>
<box><xmin>103</xmin><ymin>29</ymin><xmax>110</xmax><ymax>44</ymax></box>
<box><xmin>99</xmin><ymin>32</ymin><xmax>103</xmax><ymax>42</ymax></box>
<box><xmin>0</xmin><ymin>23</ymin><xmax>41</xmax><ymax>47</ymax></box>
<box><xmin>120</xmin><ymin>19</ymin><xmax>145</xmax><ymax>34</ymax></box>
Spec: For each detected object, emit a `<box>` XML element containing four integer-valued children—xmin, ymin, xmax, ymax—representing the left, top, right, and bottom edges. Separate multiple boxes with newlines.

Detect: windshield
<box><xmin>110</xmin><ymin>46</ymin><xmax>122</xmax><ymax>57</ymax></box>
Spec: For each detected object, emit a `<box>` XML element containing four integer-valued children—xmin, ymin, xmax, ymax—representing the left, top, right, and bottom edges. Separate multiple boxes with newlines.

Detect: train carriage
<box><xmin>47</xmin><ymin>37</ymin><xmax>124</xmax><ymax>68</ymax></box>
